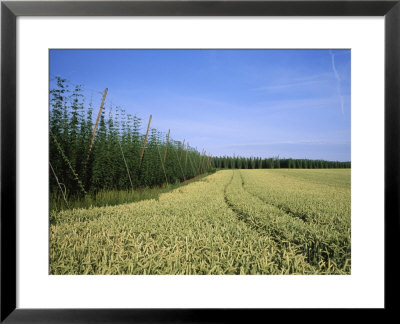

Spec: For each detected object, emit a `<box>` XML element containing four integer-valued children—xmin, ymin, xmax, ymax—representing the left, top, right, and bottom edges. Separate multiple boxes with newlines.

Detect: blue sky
<box><xmin>50</xmin><ymin>49</ymin><xmax>351</xmax><ymax>161</ymax></box>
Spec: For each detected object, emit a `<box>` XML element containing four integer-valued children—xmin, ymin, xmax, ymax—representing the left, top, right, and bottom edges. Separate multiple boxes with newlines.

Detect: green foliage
<box><xmin>49</xmin><ymin>77</ymin><xmax>212</xmax><ymax>208</ymax></box>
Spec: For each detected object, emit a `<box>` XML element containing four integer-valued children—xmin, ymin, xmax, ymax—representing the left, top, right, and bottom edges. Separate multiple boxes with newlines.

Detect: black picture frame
<box><xmin>1</xmin><ymin>0</ymin><xmax>399</xmax><ymax>322</ymax></box>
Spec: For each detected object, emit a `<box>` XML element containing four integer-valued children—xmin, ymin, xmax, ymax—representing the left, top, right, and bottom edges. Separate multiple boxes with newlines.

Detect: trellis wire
<box><xmin>49</xmin><ymin>161</ymin><xmax>70</xmax><ymax>208</ymax></box>
<box><xmin>157</xmin><ymin>143</ymin><xmax>169</xmax><ymax>186</ymax></box>
<box><xmin>50</xmin><ymin>130</ymin><xmax>87</xmax><ymax>196</ymax></box>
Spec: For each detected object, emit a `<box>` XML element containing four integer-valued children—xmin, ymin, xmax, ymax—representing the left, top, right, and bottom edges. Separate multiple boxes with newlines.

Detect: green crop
<box><xmin>49</xmin><ymin>77</ymin><xmax>213</xmax><ymax>210</ymax></box>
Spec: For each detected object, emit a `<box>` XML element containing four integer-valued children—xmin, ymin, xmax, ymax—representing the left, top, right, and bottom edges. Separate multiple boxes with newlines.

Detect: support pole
<box><xmin>173</xmin><ymin>146</ymin><xmax>186</xmax><ymax>181</ymax></box>
<box><xmin>179</xmin><ymin>139</ymin><xmax>185</xmax><ymax>161</ymax></box>
<box><xmin>139</xmin><ymin>114</ymin><xmax>152</xmax><ymax>168</ymax></box>
<box><xmin>184</xmin><ymin>142</ymin><xmax>189</xmax><ymax>169</ymax></box>
<box><xmin>157</xmin><ymin>144</ymin><xmax>169</xmax><ymax>185</ymax></box>
<box><xmin>200</xmin><ymin>151</ymin><xmax>207</xmax><ymax>173</ymax></box>
<box><xmin>197</xmin><ymin>149</ymin><xmax>205</xmax><ymax>174</ymax></box>
<box><xmin>118</xmin><ymin>140</ymin><xmax>134</xmax><ymax>191</ymax></box>
<box><xmin>86</xmin><ymin>88</ymin><xmax>108</xmax><ymax>161</ymax></box>
<box><xmin>187</xmin><ymin>150</ymin><xmax>196</xmax><ymax>175</ymax></box>
<box><xmin>163</xmin><ymin>129</ymin><xmax>170</xmax><ymax>164</ymax></box>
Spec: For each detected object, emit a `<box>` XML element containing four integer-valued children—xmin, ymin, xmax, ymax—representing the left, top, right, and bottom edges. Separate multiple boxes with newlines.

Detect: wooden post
<box><xmin>118</xmin><ymin>140</ymin><xmax>134</xmax><ymax>191</ymax></box>
<box><xmin>187</xmin><ymin>148</ymin><xmax>196</xmax><ymax>175</ymax></box>
<box><xmin>163</xmin><ymin>129</ymin><xmax>170</xmax><ymax>164</ymax></box>
<box><xmin>200</xmin><ymin>151</ymin><xmax>207</xmax><ymax>173</ymax></box>
<box><xmin>184</xmin><ymin>142</ymin><xmax>189</xmax><ymax>169</ymax></box>
<box><xmin>156</xmin><ymin>144</ymin><xmax>169</xmax><ymax>185</ymax></box>
<box><xmin>199</xmin><ymin>157</ymin><xmax>202</xmax><ymax>174</ymax></box>
<box><xmin>139</xmin><ymin>114</ymin><xmax>152</xmax><ymax>168</ymax></box>
<box><xmin>173</xmin><ymin>146</ymin><xmax>186</xmax><ymax>181</ymax></box>
<box><xmin>86</xmin><ymin>88</ymin><xmax>108</xmax><ymax>161</ymax></box>
<box><xmin>179</xmin><ymin>139</ymin><xmax>185</xmax><ymax>161</ymax></box>
<box><xmin>197</xmin><ymin>149</ymin><xmax>205</xmax><ymax>174</ymax></box>
<box><xmin>196</xmin><ymin>152</ymin><xmax>201</xmax><ymax>174</ymax></box>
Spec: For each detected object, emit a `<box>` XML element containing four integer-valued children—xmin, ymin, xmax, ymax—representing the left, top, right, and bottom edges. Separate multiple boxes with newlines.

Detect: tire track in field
<box><xmin>222</xmin><ymin>170</ymin><xmax>316</xmax><ymax>270</ymax></box>
<box><xmin>238</xmin><ymin>171</ymin><xmax>309</xmax><ymax>223</ymax></box>
<box><xmin>223</xmin><ymin>171</ymin><xmax>291</xmax><ymax>241</ymax></box>
<box><xmin>236</xmin><ymin>171</ymin><xmax>351</xmax><ymax>270</ymax></box>
<box><xmin>223</xmin><ymin>170</ymin><xmax>268</xmax><ymax>236</ymax></box>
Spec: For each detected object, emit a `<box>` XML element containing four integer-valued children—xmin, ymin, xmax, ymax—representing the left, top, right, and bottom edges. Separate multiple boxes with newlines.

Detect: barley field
<box><xmin>50</xmin><ymin>169</ymin><xmax>351</xmax><ymax>275</ymax></box>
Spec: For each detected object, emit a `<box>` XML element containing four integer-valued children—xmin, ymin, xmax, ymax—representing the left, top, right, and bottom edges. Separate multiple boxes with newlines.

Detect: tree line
<box><xmin>211</xmin><ymin>156</ymin><xmax>350</xmax><ymax>169</ymax></box>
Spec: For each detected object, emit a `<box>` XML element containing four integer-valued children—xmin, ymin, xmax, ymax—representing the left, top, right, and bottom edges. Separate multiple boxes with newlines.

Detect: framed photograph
<box><xmin>1</xmin><ymin>0</ymin><xmax>399</xmax><ymax>322</ymax></box>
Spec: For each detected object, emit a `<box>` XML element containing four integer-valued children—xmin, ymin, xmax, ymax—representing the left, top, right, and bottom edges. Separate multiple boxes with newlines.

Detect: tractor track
<box><xmin>222</xmin><ymin>170</ymin><xmax>318</xmax><ymax>268</ymax></box>
<box><xmin>234</xmin><ymin>170</ymin><xmax>350</xmax><ymax>268</ymax></box>
<box><xmin>238</xmin><ymin>171</ymin><xmax>309</xmax><ymax>223</ymax></box>
<box><xmin>223</xmin><ymin>171</ymin><xmax>270</xmax><ymax>237</ymax></box>
<box><xmin>223</xmin><ymin>171</ymin><xmax>305</xmax><ymax>247</ymax></box>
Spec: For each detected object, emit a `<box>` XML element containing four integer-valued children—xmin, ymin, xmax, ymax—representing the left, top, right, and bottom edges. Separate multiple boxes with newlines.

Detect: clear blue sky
<box><xmin>50</xmin><ymin>49</ymin><xmax>351</xmax><ymax>161</ymax></box>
